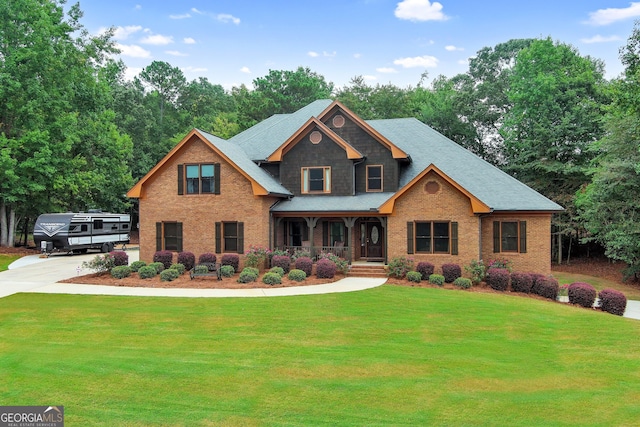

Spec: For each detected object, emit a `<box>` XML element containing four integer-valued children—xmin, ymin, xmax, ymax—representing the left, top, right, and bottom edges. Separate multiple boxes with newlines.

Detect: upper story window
<box><xmin>366</xmin><ymin>165</ymin><xmax>383</xmax><ymax>192</ymax></box>
<box><xmin>302</xmin><ymin>167</ymin><xmax>331</xmax><ymax>194</ymax></box>
<box><xmin>178</xmin><ymin>163</ymin><xmax>220</xmax><ymax>195</ymax></box>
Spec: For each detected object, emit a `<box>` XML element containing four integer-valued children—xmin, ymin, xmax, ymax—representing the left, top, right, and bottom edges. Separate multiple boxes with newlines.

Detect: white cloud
<box><xmin>182</xmin><ymin>66</ymin><xmax>208</xmax><ymax>73</ymax></box>
<box><xmin>377</xmin><ymin>67</ymin><xmax>398</xmax><ymax>73</ymax></box>
<box><xmin>394</xmin><ymin>55</ymin><xmax>439</xmax><ymax>68</ymax></box>
<box><xmin>170</xmin><ymin>13</ymin><xmax>191</xmax><ymax>19</ymax></box>
<box><xmin>216</xmin><ymin>13</ymin><xmax>241</xmax><ymax>24</ymax></box>
<box><xmin>183</xmin><ymin>37</ymin><xmax>196</xmax><ymax>45</ymax></box>
<box><xmin>323</xmin><ymin>51</ymin><xmax>337</xmax><ymax>58</ymax></box>
<box><xmin>363</xmin><ymin>75</ymin><xmax>377</xmax><ymax>81</ymax></box>
<box><xmin>166</xmin><ymin>50</ymin><xmax>188</xmax><ymax>57</ymax></box>
<box><xmin>581</xmin><ymin>34</ymin><xmax>622</xmax><ymax>43</ymax></box>
<box><xmin>240</xmin><ymin>66</ymin><xmax>251</xmax><ymax>74</ymax></box>
<box><xmin>124</xmin><ymin>66</ymin><xmax>142</xmax><ymax>81</ymax></box>
<box><xmin>445</xmin><ymin>45</ymin><xmax>463</xmax><ymax>51</ymax></box>
<box><xmin>395</xmin><ymin>0</ymin><xmax>449</xmax><ymax>22</ymax></box>
<box><xmin>353</xmin><ymin>53</ymin><xmax>362</xmax><ymax>59</ymax></box>
<box><xmin>191</xmin><ymin>8</ymin><xmax>205</xmax><ymax>15</ymax></box>
<box><xmin>308</xmin><ymin>51</ymin><xmax>320</xmax><ymax>57</ymax></box>
<box><xmin>140</xmin><ymin>34</ymin><xmax>174</xmax><ymax>45</ymax></box>
<box><xmin>586</xmin><ymin>2</ymin><xmax>640</xmax><ymax>25</ymax></box>
<box><xmin>110</xmin><ymin>25</ymin><xmax>143</xmax><ymax>41</ymax></box>
<box><xmin>115</xmin><ymin>43</ymin><xmax>151</xmax><ymax>58</ymax></box>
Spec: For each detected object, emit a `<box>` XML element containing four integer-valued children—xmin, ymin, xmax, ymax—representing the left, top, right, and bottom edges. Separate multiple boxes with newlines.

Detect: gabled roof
<box><xmin>272</xmin><ymin>192</ymin><xmax>396</xmax><ymax>214</ymax></box>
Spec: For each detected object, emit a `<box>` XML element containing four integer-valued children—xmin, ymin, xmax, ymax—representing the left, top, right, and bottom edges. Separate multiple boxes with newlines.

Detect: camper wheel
<box><xmin>101</xmin><ymin>243</ymin><xmax>112</xmax><ymax>253</ymax></box>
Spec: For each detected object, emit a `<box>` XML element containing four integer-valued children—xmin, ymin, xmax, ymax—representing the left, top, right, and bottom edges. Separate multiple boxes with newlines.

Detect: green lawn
<box><xmin>0</xmin><ymin>254</ymin><xmax>21</xmax><ymax>272</ymax></box>
<box><xmin>1</xmin><ymin>286</ymin><xmax>639</xmax><ymax>426</ymax></box>
<box><xmin>554</xmin><ymin>271</ymin><xmax>640</xmax><ymax>300</ymax></box>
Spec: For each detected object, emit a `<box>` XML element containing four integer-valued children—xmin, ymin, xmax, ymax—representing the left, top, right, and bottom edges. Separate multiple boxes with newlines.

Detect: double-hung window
<box><xmin>155</xmin><ymin>221</ymin><xmax>183</xmax><ymax>252</ymax></box>
<box><xmin>178</xmin><ymin>163</ymin><xmax>220</xmax><ymax>195</ymax></box>
<box><xmin>366</xmin><ymin>165</ymin><xmax>383</xmax><ymax>192</ymax></box>
<box><xmin>493</xmin><ymin>221</ymin><xmax>527</xmax><ymax>253</ymax></box>
<box><xmin>302</xmin><ymin>167</ymin><xmax>331</xmax><ymax>194</ymax></box>
<box><xmin>408</xmin><ymin>221</ymin><xmax>458</xmax><ymax>255</ymax></box>
<box><xmin>215</xmin><ymin>221</ymin><xmax>244</xmax><ymax>254</ymax></box>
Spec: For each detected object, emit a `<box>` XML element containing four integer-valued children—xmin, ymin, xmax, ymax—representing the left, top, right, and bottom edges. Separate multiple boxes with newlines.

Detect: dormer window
<box><xmin>367</xmin><ymin>165</ymin><xmax>383</xmax><ymax>192</ymax></box>
<box><xmin>302</xmin><ymin>167</ymin><xmax>331</xmax><ymax>194</ymax></box>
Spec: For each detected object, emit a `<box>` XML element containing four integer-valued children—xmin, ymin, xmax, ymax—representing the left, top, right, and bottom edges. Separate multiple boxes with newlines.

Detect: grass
<box><xmin>1</xmin><ymin>286</ymin><xmax>639</xmax><ymax>426</ymax></box>
<box><xmin>554</xmin><ymin>271</ymin><xmax>640</xmax><ymax>300</ymax></box>
<box><xmin>0</xmin><ymin>254</ymin><xmax>21</xmax><ymax>272</ymax></box>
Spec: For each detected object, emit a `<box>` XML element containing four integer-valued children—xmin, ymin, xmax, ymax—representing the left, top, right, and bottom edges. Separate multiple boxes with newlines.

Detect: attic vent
<box><xmin>332</xmin><ymin>115</ymin><xmax>345</xmax><ymax>128</ymax></box>
<box><xmin>425</xmin><ymin>181</ymin><xmax>440</xmax><ymax>194</ymax></box>
<box><xmin>310</xmin><ymin>131</ymin><xmax>322</xmax><ymax>144</ymax></box>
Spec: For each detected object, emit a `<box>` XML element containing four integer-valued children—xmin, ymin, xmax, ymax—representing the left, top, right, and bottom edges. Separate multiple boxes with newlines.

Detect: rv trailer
<box><xmin>33</xmin><ymin>211</ymin><xmax>131</xmax><ymax>254</ymax></box>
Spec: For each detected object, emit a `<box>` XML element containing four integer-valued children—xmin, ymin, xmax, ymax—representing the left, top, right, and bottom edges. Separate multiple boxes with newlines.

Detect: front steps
<box><xmin>347</xmin><ymin>263</ymin><xmax>387</xmax><ymax>278</ymax></box>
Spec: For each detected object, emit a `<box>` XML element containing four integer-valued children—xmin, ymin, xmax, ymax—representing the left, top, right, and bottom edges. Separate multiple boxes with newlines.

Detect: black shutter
<box><xmin>519</xmin><ymin>221</ymin><xmax>527</xmax><ymax>253</ymax></box>
<box><xmin>214</xmin><ymin>163</ymin><xmax>221</xmax><ymax>195</ymax></box>
<box><xmin>493</xmin><ymin>221</ymin><xmax>500</xmax><ymax>253</ymax></box>
<box><xmin>177</xmin><ymin>164</ymin><xmax>184</xmax><ymax>195</ymax></box>
<box><xmin>237</xmin><ymin>222</ymin><xmax>244</xmax><ymax>254</ymax></box>
<box><xmin>215</xmin><ymin>222</ymin><xmax>221</xmax><ymax>253</ymax></box>
<box><xmin>451</xmin><ymin>222</ymin><xmax>458</xmax><ymax>255</ymax></box>
<box><xmin>407</xmin><ymin>222</ymin><xmax>414</xmax><ymax>254</ymax></box>
<box><xmin>176</xmin><ymin>222</ymin><xmax>183</xmax><ymax>252</ymax></box>
<box><xmin>156</xmin><ymin>222</ymin><xmax>162</xmax><ymax>251</ymax></box>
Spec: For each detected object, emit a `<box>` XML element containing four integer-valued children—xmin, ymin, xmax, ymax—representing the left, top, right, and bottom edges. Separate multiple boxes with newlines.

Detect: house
<box><xmin>127</xmin><ymin>100</ymin><xmax>563</xmax><ymax>274</ymax></box>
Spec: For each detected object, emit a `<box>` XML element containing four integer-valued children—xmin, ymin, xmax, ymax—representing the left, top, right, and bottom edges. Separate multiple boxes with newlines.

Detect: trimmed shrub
<box><xmin>318</xmin><ymin>252</ymin><xmax>349</xmax><ymax>274</ymax></box>
<box><xmin>406</xmin><ymin>271</ymin><xmax>422</xmax><ymax>283</ymax></box>
<box><xmin>194</xmin><ymin>265</ymin><xmax>209</xmax><ymax>275</ymax></box>
<box><xmin>169</xmin><ymin>263</ymin><xmax>186</xmax><ymax>275</ymax></box>
<box><xmin>271</xmin><ymin>255</ymin><xmax>292</xmax><ymax>274</ymax></box>
<box><xmin>110</xmin><ymin>265</ymin><xmax>131</xmax><ymax>279</ymax></box>
<box><xmin>568</xmin><ymin>282</ymin><xmax>597</xmax><ymax>308</ymax></box>
<box><xmin>288</xmin><ymin>269</ymin><xmax>307</xmax><ymax>282</ymax></box>
<box><xmin>221</xmin><ymin>254</ymin><xmax>240</xmax><ymax>272</ymax></box>
<box><xmin>129</xmin><ymin>260</ymin><xmax>146</xmax><ymax>272</ymax></box>
<box><xmin>486</xmin><ymin>268</ymin><xmax>510</xmax><ymax>292</ymax></box>
<box><xmin>429</xmin><ymin>274</ymin><xmax>445</xmax><ymax>286</ymax></box>
<box><xmin>599</xmin><ymin>289</ymin><xmax>627</xmax><ymax>316</ymax></box>
<box><xmin>441</xmin><ymin>263</ymin><xmax>462</xmax><ymax>283</ymax></box>
<box><xmin>220</xmin><ymin>265</ymin><xmax>235</xmax><ymax>277</ymax></box>
<box><xmin>160</xmin><ymin>268</ymin><xmax>180</xmax><ymax>282</ymax></box>
<box><xmin>530</xmin><ymin>273</ymin><xmax>547</xmax><ymax>295</ymax></box>
<box><xmin>262</xmin><ymin>272</ymin><xmax>282</xmax><ymax>285</ymax></box>
<box><xmin>416</xmin><ymin>262</ymin><xmax>435</xmax><ymax>281</ymax></box>
<box><xmin>269</xmin><ymin>266</ymin><xmax>285</xmax><ymax>277</ymax></box>
<box><xmin>511</xmin><ymin>272</ymin><xmax>533</xmax><ymax>293</ymax></box>
<box><xmin>295</xmin><ymin>256</ymin><xmax>313</xmax><ymax>277</ymax></box>
<box><xmin>387</xmin><ymin>256</ymin><xmax>414</xmax><ymax>278</ymax></box>
<box><xmin>109</xmin><ymin>251</ymin><xmax>129</xmax><ymax>267</ymax></box>
<box><xmin>453</xmin><ymin>277</ymin><xmax>473</xmax><ymax>289</ymax></box>
<box><xmin>533</xmin><ymin>277</ymin><xmax>559</xmax><ymax>300</ymax></box>
<box><xmin>149</xmin><ymin>262</ymin><xmax>165</xmax><ymax>274</ymax></box>
<box><xmin>138</xmin><ymin>265</ymin><xmax>157</xmax><ymax>279</ymax></box>
<box><xmin>82</xmin><ymin>254</ymin><xmax>115</xmax><ymax>274</ymax></box>
<box><xmin>465</xmin><ymin>259</ymin><xmax>486</xmax><ymax>285</ymax></box>
<box><xmin>199</xmin><ymin>252</ymin><xmax>217</xmax><ymax>264</ymax></box>
<box><xmin>237</xmin><ymin>268</ymin><xmax>258</xmax><ymax>283</ymax></box>
<box><xmin>316</xmin><ymin>258</ymin><xmax>337</xmax><ymax>279</ymax></box>
<box><xmin>153</xmin><ymin>250</ymin><xmax>173</xmax><ymax>270</ymax></box>
<box><xmin>177</xmin><ymin>251</ymin><xmax>196</xmax><ymax>271</ymax></box>
<box><xmin>243</xmin><ymin>267</ymin><xmax>259</xmax><ymax>277</ymax></box>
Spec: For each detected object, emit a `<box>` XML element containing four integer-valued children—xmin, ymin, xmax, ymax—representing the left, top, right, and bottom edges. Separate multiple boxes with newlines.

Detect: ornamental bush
<box><xmin>237</xmin><ymin>268</ymin><xmax>258</xmax><ymax>283</ymax></box>
<box><xmin>138</xmin><ymin>265</ymin><xmax>157</xmax><ymax>279</ymax></box>
<box><xmin>511</xmin><ymin>272</ymin><xmax>533</xmax><ymax>293</ymax></box>
<box><xmin>109</xmin><ymin>251</ymin><xmax>129</xmax><ymax>267</ymax></box>
<box><xmin>153</xmin><ymin>250</ymin><xmax>173</xmax><ymax>270</ymax></box>
<box><xmin>262</xmin><ymin>272</ymin><xmax>282</xmax><ymax>285</ymax></box>
<box><xmin>316</xmin><ymin>258</ymin><xmax>337</xmax><ymax>279</ymax></box>
<box><xmin>199</xmin><ymin>252</ymin><xmax>217</xmax><ymax>264</ymax></box>
<box><xmin>269</xmin><ymin>266</ymin><xmax>285</xmax><ymax>277</ymax></box>
<box><xmin>244</xmin><ymin>246</ymin><xmax>270</xmax><ymax>269</ymax></box>
<box><xmin>317</xmin><ymin>252</ymin><xmax>349</xmax><ymax>274</ymax></box>
<box><xmin>568</xmin><ymin>282</ymin><xmax>597</xmax><ymax>308</ymax></box>
<box><xmin>220</xmin><ymin>265</ymin><xmax>235</xmax><ymax>277</ymax></box>
<box><xmin>406</xmin><ymin>271</ymin><xmax>422</xmax><ymax>283</ymax></box>
<box><xmin>598</xmin><ymin>289</ymin><xmax>627</xmax><ymax>316</ymax></box>
<box><xmin>416</xmin><ymin>262</ymin><xmax>435</xmax><ymax>280</ymax></box>
<box><xmin>486</xmin><ymin>268</ymin><xmax>510</xmax><ymax>292</ymax></box>
<box><xmin>160</xmin><ymin>268</ymin><xmax>180</xmax><ymax>282</ymax></box>
<box><xmin>429</xmin><ymin>274</ymin><xmax>445</xmax><ymax>286</ymax></box>
<box><xmin>221</xmin><ymin>254</ymin><xmax>240</xmax><ymax>272</ymax></box>
<box><xmin>453</xmin><ymin>277</ymin><xmax>473</xmax><ymax>289</ymax></box>
<box><xmin>441</xmin><ymin>263</ymin><xmax>462</xmax><ymax>283</ymax></box>
<box><xmin>271</xmin><ymin>255</ymin><xmax>291</xmax><ymax>273</ymax></box>
<box><xmin>288</xmin><ymin>269</ymin><xmax>307</xmax><ymax>282</ymax></box>
<box><xmin>177</xmin><ymin>251</ymin><xmax>195</xmax><ymax>271</ymax></box>
<box><xmin>533</xmin><ymin>277</ymin><xmax>559</xmax><ymax>300</ymax></box>
<box><xmin>465</xmin><ymin>259</ymin><xmax>486</xmax><ymax>285</ymax></box>
<box><xmin>149</xmin><ymin>262</ymin><xmax>165</xmax><ymax>274</ymax></box>
<box><xmin>129</xmin><ymin>260</ymin><xmax>146</xmax><ymax>272</ymax></box>
<box><xmin>530</xmin><ymin>273</ymin><xmax>547</xmax><ymax>295</ymax></box>
<box><xmin>169</xmin><ymin>263</ymin><xmax>185</xmax><ymax>275</ymax></box>
<box><xmin>82</xmin><ymin>254</ymin><xmax>115</xmax><ymax>274</ymax></box>
<box><xmin>294</xmin><ymin>256</ymin><xmax>313</xmax><ymax>277</ymax></box>
<box><xmin>110</xmin><ymin>265</ymin><xmax>131</xmax><ymax>279</ymax></box>
<box><xmin>194</xmin><ymin>265</ymin><xmax>209</xmax><ymax>275</ymax></box>
<box><xmin>387</xmin><ymin>256</ymin><xmax>414</xmax><ymax>278</ymax></box>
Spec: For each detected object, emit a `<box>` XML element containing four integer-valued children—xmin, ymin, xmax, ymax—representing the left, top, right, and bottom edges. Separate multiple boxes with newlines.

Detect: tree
<box><xmin>138</xmin><ymin>61</ymin><xmax>186</xmax><ymax>131</ymax></box>
<box><xmin>336</xmin><ymin>76</ymin><xmax>411</xmax><ymax>119</ymax></box>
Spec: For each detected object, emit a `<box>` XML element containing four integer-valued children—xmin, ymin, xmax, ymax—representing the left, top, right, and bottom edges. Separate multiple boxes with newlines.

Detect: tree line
<box><xmin>2</xmin><ymin>0</ymin><xmax>639</xmax><ymax>277</ymax></box>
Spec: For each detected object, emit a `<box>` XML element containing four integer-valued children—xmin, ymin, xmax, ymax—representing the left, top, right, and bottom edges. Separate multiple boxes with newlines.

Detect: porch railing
<box><xmin>278</xmin><ymin>245</ymin><xmax>351</xmax><ymax>262</ymax></box>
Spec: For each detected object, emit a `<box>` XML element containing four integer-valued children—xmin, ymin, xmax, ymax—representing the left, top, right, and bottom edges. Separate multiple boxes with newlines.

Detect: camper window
<box><xmin>94</xmin><ymin>220</ymin><xmax>103</xmax><ymax>230</ymax></box>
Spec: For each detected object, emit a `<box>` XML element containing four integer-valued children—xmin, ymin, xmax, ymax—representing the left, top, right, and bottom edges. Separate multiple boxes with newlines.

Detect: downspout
<box><xmin>269</xmin><ymin>199</ymin><xmax>282</xmax><ymax>251</ymax></box>
<box><xmin>352</xmin><ymin>157</ymin><xmax>366</xmax><ymax>195</ymax></box>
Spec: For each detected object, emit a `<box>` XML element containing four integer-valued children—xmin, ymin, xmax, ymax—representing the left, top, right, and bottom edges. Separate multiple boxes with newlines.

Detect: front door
<box><xmin>360</xmin><ymin>221</ymin><xmax>384</xmax><ymax>260</ymax></box>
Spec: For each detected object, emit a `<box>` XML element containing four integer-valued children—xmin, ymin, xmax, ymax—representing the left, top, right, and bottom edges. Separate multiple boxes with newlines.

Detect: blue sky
<box><xmin>77</xmin><ymin>0</ymin><xmax>640</xmax><ymax>90</ymax></box>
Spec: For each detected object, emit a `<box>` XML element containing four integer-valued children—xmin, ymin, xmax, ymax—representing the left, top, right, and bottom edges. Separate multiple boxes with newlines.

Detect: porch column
<box><xmin>273</xmin><ymin>217</ymin><xmax>283</xmax><ymax>250</ymax></box>
<box><xmin>304</xmin><ymin>217</ymin><xmax>319</xmax><ymax>257</ymax></box>
<box><xmin>378</xmin><ymin>217</ymin><xmax>388</xmax><ymax>264</ymax></box>
<box><xmin>342</xmin><ymin>217</ymin><xmax>358</xmax><ymax>262</ymax></box>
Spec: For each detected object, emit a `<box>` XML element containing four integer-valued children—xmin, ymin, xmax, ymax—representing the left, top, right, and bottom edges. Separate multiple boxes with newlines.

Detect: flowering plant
<box><xmin>487</xmin><ymin>258</ymin><xmax>514</xmax><ymax>273</ymax></box>
<box><xmin>244</xmin><ymin>245</ymin><xmax>271</xmax><ymax>268</ymax></box>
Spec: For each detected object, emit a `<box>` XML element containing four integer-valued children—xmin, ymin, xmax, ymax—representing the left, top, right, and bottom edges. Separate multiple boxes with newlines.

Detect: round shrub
<box><xmin>294</xmin><ymin>256</ymin><xmax>313</xmax><ymax>277</ymax></box>
<box><xmin>288</xmin><ymin>269</ymin><xmax>307</xmax><ymax>282</ymax></box>
<box><xmin>138</xmin><ymin>265</ymin><xmax>157</xmax><ymax>279</ymax></box>
<box><xmin>511</xmin><ymin>272</ymin><xmax>533</xmax><ymax>293</ymax></box>
<box><xmin>598</xmin><ymin>288</ymin><xmax>627</xmax><ymax>316</ymax></box>
<box><xmin>262</xmin><ymin>272</ymin><xmax>282</xmax><ymax>285</ymax></box>
<box><xmin>406</xmin><ymin>271</ymin><xmax>422</xmax><ymax>283</ymax></box>
<box><xmin>194</xmin><ymin>265</ymin><xmax>209</xmax><ymax>275</ymax></box>
<box><xmin>416</xmin><ymin>262</ymin><xmax>435</xmax><ymax>280</ymax></box>
<box><xmin>486</xmin><ymin>268</ymin><xmax>510</xmax><ymax>292</ymax></box>
<box><xmin>129</xmin><ymin>260</ymin><xmax>146</xmax><ymax>272</ymax></box>
<box><xmin>220</xmin><ymin>265</ymin><xmax>235</xmax><ymax>277</ymax></box>
<box><xmin>269</xmin><ymin>266</ymin><xmax>285</xmax><ymax>277</ymax></box>
<box><xmin>153</xmin><ymin>250</ymin><xmax>173</xmax><ymax>270</ymax></box>
<box><xmin>177</xmin><ymin>251</ymin><xmax>196</xmax><ymax>271</ymax></box>
<box><xmin>530</xmin><ymin>273</ymin><xmax>547</xmax><ymax>294</ymax></box>
<box><xmin>453</xmin><ymin>277</ymin><xmax>472</xmax><ymax>289</ymax></box>
<box><xmin>271</xmin><ymin>255</ymin><xmax>292</xmax><ymax>274</ymax></box>
<box><xmin>82</xmin><ymin>254</ymin><xmax>115</xmax><ymax>274</ymax></box>
<box><xmin>169</xmin><ymin>263</ymin><xmax>185</xmax><ymax>275</ymax></box>
<box><xmin>110</xmin><ymin>265</ymin><xmax>131</xmax><ymax>279</ymax></box>
<box><xmin>387</xmin><ymin>256</ymin><xmax>414</xmax><ymax>278</ymax></box>
<box><xmin>198</xmin><ymin>252</ymin><xmax>217</xmax><ymax>264</ymax></box>
<box><xmin>429</xmin><ymin>274</ymin><xmax>445</xmax><ymax>286</ymax></box>
<box><xmin>533</xmin><ymin>277</ymin><xmax>559</xmax><ymax>300</ymax></box>
<box><xmin>149</xmin><ymin>262</ymin><xmax>165</xmax><ymax>274</ymax></box>
<box><xmin>160</xmin><ymin>268</ymin><xmax>180</xmax><ymax>282</ymax></box>
<box><xmin>221</xmin><ymin>254</ymin><xmax>240</xmax><ymax>272</ymax></box>
<box><xmin>237</xmin><ymin>268</ymin><xmax>258</xmax><ymax>283</ymax></box>
<box><xmin>567</xmin><ymin>282</ymin><xmax>597</xmax><ymax>308</ymax></box>
<box><xmin>243</xmin><ymin>267</ymin><xmax>259</xmax><ymax>277</ymax></box>
<box><xmin>316</xmin><ymin>258</ymin><xmax>337</xmax><ymax>279</ymax></box>
<box><xmin>441</xmin><ymin>263</ymin><xmax>462</xmax><ymax>283</ymax></box>
<box><xmin>109</xmin><ymin>250</ymin><xmax>129</xmax><ymax>267</ymax></box>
